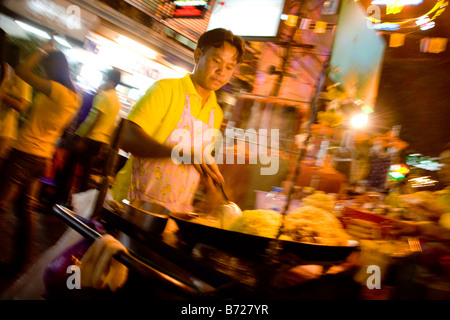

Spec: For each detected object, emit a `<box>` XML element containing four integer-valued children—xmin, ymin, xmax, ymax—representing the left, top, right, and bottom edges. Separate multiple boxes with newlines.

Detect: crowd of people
<box><xmin>0</xmin><ymin>32</ymin><xmax>124</xmax><ymax>274</ymax></box>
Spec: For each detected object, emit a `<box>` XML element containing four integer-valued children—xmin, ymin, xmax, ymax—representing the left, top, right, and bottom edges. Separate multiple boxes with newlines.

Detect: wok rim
<box><xmin>169</xmin><ymin>212</ymin><xmax>359</xmax><ymax>249</ymax></box>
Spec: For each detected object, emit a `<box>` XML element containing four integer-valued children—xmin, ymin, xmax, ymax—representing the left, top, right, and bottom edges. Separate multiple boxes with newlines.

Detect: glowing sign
<box><xmin>389</xmin><ymin>163</ymin><xmax>410</xmax><ymax>179</ymax></box>
<box><xmin>172</xmin><ymin>0</ymin><xmax>209</xmax><ymax>17</ymax></box>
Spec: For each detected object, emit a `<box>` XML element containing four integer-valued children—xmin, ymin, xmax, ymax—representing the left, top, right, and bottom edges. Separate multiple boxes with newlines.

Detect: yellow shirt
<box><xmin>111</xmin><ymin>73</ymin><xmax>224</xmax><ymax>202</ymax></box>
<box><xmin>14</xmin><ymin>81</ymin><xmax>80</xmax><ymax>158</ymax></box>
<box><xmin>85</xmin><ymin>89</ymin><xmax>121</xmax><ymax>144</ymax></box>
<box><xmin>127</xmin><ymin>73</ymin><xmax>223</xmax><ymax>142</ymax></box>
<box><xmin>0</xmin><ymin>64</ymin><xmax>32</xmax><ymax>140</ymax></box>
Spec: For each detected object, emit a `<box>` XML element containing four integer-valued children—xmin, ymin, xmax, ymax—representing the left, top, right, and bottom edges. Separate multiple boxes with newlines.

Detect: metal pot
<box><xmin>119</xmin><ymin>200</ymin><xmax>170</xmax><ymax>234</ymax></box>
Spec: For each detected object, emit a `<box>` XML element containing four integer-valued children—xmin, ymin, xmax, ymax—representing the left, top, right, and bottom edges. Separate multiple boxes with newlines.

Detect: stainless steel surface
<box><xmin>120</xmin><ymin>200</ymin><xmax>170</xmax><ymax>234</ymax></box>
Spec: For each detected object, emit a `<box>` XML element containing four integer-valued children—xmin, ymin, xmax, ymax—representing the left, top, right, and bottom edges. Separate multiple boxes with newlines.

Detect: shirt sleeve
<box><xmin>126</xmin><ymin>80</ymin><xmax>170</xmax><ymax>137</ymax></box>
<box><xmin>14</xmin><ymin>76</ymin><xmax>32</xmax><ymax>104</ymax></box>
<box><xmin>91</xmin><ymin>91</ymin><xmax>108</xmax><ymax>113</ymax></box>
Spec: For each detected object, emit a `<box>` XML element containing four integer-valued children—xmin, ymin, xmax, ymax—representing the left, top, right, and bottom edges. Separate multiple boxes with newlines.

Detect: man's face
<box><xmin>193</xmin><ymin>42</ymin><xmax>239</xmax><ymax>92</ymax></box>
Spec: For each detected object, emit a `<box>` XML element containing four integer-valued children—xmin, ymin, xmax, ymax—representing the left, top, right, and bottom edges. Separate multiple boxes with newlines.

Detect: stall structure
<box><xmin>46</xmin><ymin>0</ymin><xmax>387</xmax><ymax>301</ymax></box>
<box><xmin>3</xmin><ymin>0</ymin><xmax>450</xmax><ymax>301</ymax></box>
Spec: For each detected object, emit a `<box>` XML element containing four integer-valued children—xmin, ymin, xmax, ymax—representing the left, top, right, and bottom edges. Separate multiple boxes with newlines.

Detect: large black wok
<box><xmin>170</xmin><ymin>212</ymin><xmax>359</xmax><ymax>262</ymax></box>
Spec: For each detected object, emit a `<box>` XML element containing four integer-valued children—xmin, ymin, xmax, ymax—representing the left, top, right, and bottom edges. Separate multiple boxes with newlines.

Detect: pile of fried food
<box><xmin>191</xmin><ymin>191</ymin><xmax>352</xmax><ymax>246</ymax></box>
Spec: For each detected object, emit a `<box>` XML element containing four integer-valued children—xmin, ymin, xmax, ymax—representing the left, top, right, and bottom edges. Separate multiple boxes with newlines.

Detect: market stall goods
<box><xmin>349</xmin><ymin>190</ymin><xmax>449</xmax><ymax>224</ymax></box>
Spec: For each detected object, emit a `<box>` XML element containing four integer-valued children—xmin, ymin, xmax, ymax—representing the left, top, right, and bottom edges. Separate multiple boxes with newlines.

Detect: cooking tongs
<box><xmin>53</xmin><ymin>204</ymin><xmax>216</xmax><ymax>298</ymax></box>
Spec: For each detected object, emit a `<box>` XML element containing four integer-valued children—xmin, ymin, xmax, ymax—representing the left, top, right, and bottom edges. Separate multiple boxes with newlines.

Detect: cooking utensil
<box><xmin>52</xmin><ymin>204</ymin><xmax>211</xmax><ymax>297</ymax></box>
<box><xmin>119</xmin><ymin>199</ymin><xmax>170</xmax><ymax>234</ymax></box>
<box><xmin>170</xmin><ymin>212</ymin><xmax>359</xmax><ymax>262</ymax></box>
<box><xmin>214</xmin><ymin>183</ymin><xmax>242</xmax><ymax>229</ymax></box>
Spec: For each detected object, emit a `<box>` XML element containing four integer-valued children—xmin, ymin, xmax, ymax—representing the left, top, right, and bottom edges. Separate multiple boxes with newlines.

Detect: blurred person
<box><xmin>111</xmin><ymin>28</ymin><xmax>245</xmax><ymax>213</ymax></box>
<box><xmin>384</xmin><ymin>143</ymin><xmax>450</xmax><ymax>299</ymax></box>
<box><xmin>56</xmin><ymin>69</ymin><xmax>122</xmax><ymax>204</ymax></box>
<box><xmin>387</xmin><ymin>143</ymin><xmax>450</xmax><ymax>239</ymax></box>
<box><xmin>0</xmin><ymin>42</ymin><xmax>32</xmax><ymax>171</ymax></box>
<box><xmin>0</xmin><ymin>40</ymin><xmax>80</xmax><ymax>272</ymax></box>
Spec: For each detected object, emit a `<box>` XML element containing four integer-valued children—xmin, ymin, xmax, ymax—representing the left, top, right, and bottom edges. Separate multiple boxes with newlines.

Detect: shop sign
<box><xmin>171</xmin><ymin>0</ymin><xmax>209</xmax><ymax>18</ymax></box>
<box><xmin>2</xmin><ymin>0</ymin><xmax>99</xmax><ymax>41</ymax></box>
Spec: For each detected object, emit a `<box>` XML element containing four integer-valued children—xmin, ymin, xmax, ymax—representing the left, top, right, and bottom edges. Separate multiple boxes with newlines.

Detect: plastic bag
<box><xmin>43</xmin><ymin>218</ymin><xmax>105</xmax><ymax>299</ymax></box>
<box><xmin>71</xmin><ymin>189</ymin><xmax>100</xmax><ymax>219</ymax></box>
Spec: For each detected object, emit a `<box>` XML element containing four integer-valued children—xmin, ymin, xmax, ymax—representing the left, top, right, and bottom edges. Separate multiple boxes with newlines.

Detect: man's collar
<box><xmin>182</xmin><ymin>73</ymin><xmax>218</xmax><ymax>107</ymax></box>
<box><xmin>182</xmin><ymin>73</ymin><xmax>199</xmax><ymax>96</ymax></box>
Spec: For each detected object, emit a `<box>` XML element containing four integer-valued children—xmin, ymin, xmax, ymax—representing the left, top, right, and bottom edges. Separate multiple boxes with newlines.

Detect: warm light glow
<box><xmin>416</xmin><ymin>16</ymin><xmax>430</xmax><ymax>25</ymax></box>
<box><xmin>410</xmin><ymin>176</ymin><xmax>438</xmax><ymax>188</ymax></box>
<box><xmin>172</xmin><ymin>65</ymin><xmax>190</xmax><ymax>76</ymax></box>
<box><xmin>15</xmin><ymin>20</ymin><xmax>51</xmax><ymax>39</ymax></box>
<box><xmin>174</xmin><ymin>0</ymin><xmax>207</xmax><ymax>5</ymax></box>
<box><xmin>350</xmin><ymin>113</ymin><xmax>368</xmax><ymax>128</ymax></box>
<box><xmin>371</xmin><ymin>0</ymin><xmax>423</xmax><ymax>4</ymax></box>
<box><xmin>372</xmin><ymin>23</ymin><xmax>401</xmax><ymax>30</ymax></box>
<box><xmin>115</xmin><ymin>35</ymin><xmax>157</xmax><ymax>60</ymax></box>
<box><xmin>77</xmin><ymin>65</ymin><xmax>103</xmax><ymax>90</ymax></box>
<box><xmin>420</xmin><ymin>21</ymin><xmax>435</xmax><ymax>30</ymax></box>
<box><xmin>54</xmin><ymin>35</ymin><xmax>72</xmax><ymax>48</ymax></box>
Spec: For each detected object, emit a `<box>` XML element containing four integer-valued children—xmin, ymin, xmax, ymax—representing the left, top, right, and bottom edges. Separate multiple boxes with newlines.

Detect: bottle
<box><xmin>264</xmin><ymin>187</ymin><xmax>286</xmax><ymax>213</ymax></box>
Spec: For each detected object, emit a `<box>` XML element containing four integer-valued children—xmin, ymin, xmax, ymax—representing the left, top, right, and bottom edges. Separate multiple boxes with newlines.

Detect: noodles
<box><xmin>229</xmin><ymin>210</ymin><xmax>282</xmax><ymax>239</ymax></box>
<box><xmin>227</xmin><ymin>207</ymin><xmax>351</xmax><ymax>246</ymax></box>
<box><xmin>283</xmin><ymin>206</ymin><xmax>351</xmax><ymax>245</ymax></box>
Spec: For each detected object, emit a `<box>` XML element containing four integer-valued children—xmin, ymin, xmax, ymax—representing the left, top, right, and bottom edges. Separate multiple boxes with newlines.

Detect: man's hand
<box><xmin>189</xmin><ymin>147</ymin><xmax>224</xmax><ymax>188</ymax></box>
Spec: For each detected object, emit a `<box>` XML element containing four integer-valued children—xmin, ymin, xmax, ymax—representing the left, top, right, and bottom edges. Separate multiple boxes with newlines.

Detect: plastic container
<box><xmin>264</xmin><ymin>187</ymin><xmax>285</xmax><ymax>212</ymax></box>
<box><xmin>253</xmin><ymin>188</ymin><xmax>301</xmax><ymax>214</ymax></box>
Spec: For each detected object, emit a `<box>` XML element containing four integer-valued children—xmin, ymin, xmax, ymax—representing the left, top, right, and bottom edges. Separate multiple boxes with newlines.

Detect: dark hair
<box><xmin>105</xmin><ymin>69</ymin><xmax>121</xmax><ymax>87</ymax></box>
<box><xmin>41</xmin><ymin>51</ymin><xmax>76</xmax><ymax>93</ymax></box>
<box><xmin>197</xmin><ymin>28</ymin><xmax>245</xmax><ymax>63</ymax></box>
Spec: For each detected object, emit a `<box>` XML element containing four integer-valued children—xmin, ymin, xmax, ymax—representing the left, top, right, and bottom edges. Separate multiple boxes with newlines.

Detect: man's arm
<box><xmin>0</xmin><ymin>92</ymin><xmax>30</xmax><ymax>113</ymax></box>
<box><xmin>119</xmin><ymin>119</ymin><xmax>224</xmax><ymax>186</ymax></box>
<box><xmin>118</xmin><ymin>119</ymin><xmax>173</xmax><ymax>158</ymax></box>
<box><xmin>15</xmin><ymin>42</ymin><xmax>56</xmax><ymax>97</ymax></box>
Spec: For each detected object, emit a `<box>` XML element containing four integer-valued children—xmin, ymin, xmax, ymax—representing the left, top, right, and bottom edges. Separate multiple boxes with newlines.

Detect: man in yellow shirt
<box><xmin>113</xmin><ymin>28</ymin><xmax>245</xmax><ymax>212</ymax></box>
<box><xmin>57</xmin><ymin>69</ymin><xmax>122</xmax><ymax>203</ymax></box>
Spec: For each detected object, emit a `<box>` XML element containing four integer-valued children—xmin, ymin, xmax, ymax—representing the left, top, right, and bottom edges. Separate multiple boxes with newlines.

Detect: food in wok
<box><xmin>301</xmin><ymin>191</ymin><xmax>335</xmax><ymax>213</ymax></box>
<box><xmin>190</xmin><ymin>206</ymin><xmax>352</xmax><ymax>246</ymax></box>
<box><xmin>281</xmin><ymin>206</ymin><xmax>352</xmax><ymax>246</ymax></box>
